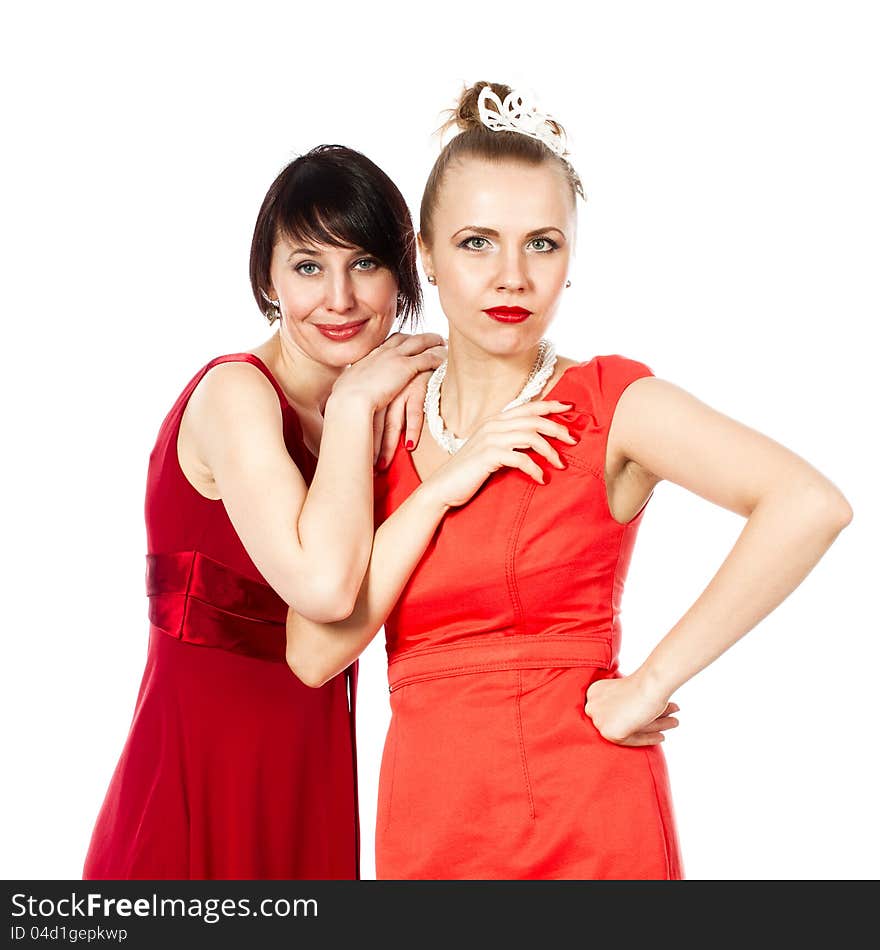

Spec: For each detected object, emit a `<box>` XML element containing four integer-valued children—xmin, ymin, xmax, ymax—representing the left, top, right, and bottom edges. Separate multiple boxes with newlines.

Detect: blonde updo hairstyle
<box><xmin>420</xmin><ymin>81</ymin><xmax>585</xmax><ymax>248</ymax></box>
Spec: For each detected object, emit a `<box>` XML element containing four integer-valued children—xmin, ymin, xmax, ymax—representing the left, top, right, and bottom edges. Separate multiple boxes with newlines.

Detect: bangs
<box><xmin>274</xmin><ymin>161</ymin><xmax>389</xmax><ymax>260</ymax></box>
<box><xmin>250</xmin><ymin>144</ymin><xmax>422</xmax><ymax>326</ymax></box>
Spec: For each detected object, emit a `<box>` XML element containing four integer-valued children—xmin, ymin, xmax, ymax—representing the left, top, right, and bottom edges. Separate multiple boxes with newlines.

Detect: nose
<box><xmin>495</xmin><ymin>248</ymin><xmax>529</xmax><ymax>293</ymax></box>
<box><xmin>325</xmin><ymin>269</ymin><xmax>356</xmax><ymax>314</ymax></box>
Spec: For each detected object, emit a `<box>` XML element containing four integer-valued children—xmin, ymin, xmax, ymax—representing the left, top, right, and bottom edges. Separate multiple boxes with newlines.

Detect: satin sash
<box><xmin>146</xmin><ymin>550</ymin><xmax>288</xmax><ymax>662</ymax></box>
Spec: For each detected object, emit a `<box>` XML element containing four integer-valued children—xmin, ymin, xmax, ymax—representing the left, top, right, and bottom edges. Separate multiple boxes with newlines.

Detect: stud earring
<box><xmin>426</xmin><ymin>275</ymin><xmax>436</xmax><ymax>285</ymax></box>
<box><xmin>565</xmin><ymin>280</ymin><xmax>571</xmax><ymax>288</ymax></box>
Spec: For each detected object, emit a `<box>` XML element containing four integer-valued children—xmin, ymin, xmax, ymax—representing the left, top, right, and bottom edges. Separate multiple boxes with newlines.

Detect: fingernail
<box><xmin>405</xmin><ymin>440</ymin><xmax>414</xmax><ymax>451</ymax></box>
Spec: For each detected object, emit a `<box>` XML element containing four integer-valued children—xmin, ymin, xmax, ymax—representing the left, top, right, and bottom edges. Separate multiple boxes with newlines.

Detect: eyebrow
<box><xmin>451</xmin><ymin>226</ymin><xmax>567</xmax><ymax>240</ymax></box>
<box><xmin>287</xmin><ymin>247</ymin><xmax>322</xmax><ymax>261</ymax></box>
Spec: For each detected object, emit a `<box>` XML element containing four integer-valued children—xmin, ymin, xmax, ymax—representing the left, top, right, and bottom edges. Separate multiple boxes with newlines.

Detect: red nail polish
<box><xmin>406</xmin><ymin>440</ymin><xmax>414</xmax><ymax>451</ymax></box>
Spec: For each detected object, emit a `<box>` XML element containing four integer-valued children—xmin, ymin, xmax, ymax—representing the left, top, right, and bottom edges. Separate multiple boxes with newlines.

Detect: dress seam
<box><xmin>515</xmin><ymin>670</ymin><xmax>536</xmax><ymax>821</ymax></box>
<box><xmin>382</xmin><ymin>691</ymin><xmax>399</xmax><ymax>837</ymax></box>
<box><xmin>642</xmin><ymin>749</ymin><xmax>673</xmax><ymax>880</ymax></box>
<box><xmin>557</xmin><ymin>452</ymin><xmax>604</xmax><ymax>480</ymax></box>
<box><xmin>178</xmin><ymin>550</ymin><xmax>197</xmax><ymax>639</ymax></box>
<box><xmin>506</xmin><ymin>483</ymin><xmax>537</xmax><ymax>632</ymax></box>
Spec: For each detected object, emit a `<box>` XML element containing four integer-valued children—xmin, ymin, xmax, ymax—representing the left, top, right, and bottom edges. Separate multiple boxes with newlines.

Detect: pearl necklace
<box><xmin>425</xmin><ymin>339</ymin><xmax>558</xmax><ymax>454</ymax></box>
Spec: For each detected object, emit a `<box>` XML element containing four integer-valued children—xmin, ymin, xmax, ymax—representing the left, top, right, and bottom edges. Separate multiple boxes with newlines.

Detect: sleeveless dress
<box><xmin>83</xmin><ymin>354</ymin><xmax>359</xmax><ymax>880</ymax></box>
<box><xmin>373</xmin><ymin>355</ymin><xmax>683</xmax><ymax>880</ymax></box>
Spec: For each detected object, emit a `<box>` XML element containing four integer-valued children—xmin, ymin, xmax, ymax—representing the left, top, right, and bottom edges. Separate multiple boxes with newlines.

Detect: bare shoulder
<box><xmin>187</xmin><ymin>360</ymin><xmax>281</xmax><ymax>425</ymax></box>
<box><xmin>615</xmin><ymin>375</ymin><xmax>718</xmax><ymax>432</ymax></box>
<box><xmin>609</xmin><ymin>376</ymin><xmax>848</xmax><ymax>516</ymax></box>
<box><xmin>610</xmin><ymin>376</ymin><xmax>708</xmax><ymax>459</ymax></box>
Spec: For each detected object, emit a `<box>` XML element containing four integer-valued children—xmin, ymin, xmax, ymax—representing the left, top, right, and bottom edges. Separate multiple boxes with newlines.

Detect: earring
<box><xmin>260</xmin><ymin>289</ymin><xmax>281</xmax><ymax>323</ymax></box>
<box><xmin>565</xmin><ymin>280</ymin><xmax>571</xmax><ymax>288</ymax></box>
<box><xmin>426</xmin><ymin>275</ymin><xmax>436</xmax><ymax>285</ymax></box>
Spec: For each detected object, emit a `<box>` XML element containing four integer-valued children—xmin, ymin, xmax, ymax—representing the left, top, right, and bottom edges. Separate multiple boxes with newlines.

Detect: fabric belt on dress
<box><xmin>146</xmin><ymin>550</ymin><xmax>288</xmax><ymax>662</ymax></box>
<box><xmin>387</xmin><ymin>633</ymin><xmax>613</xmax><ymax>692</ymax></box>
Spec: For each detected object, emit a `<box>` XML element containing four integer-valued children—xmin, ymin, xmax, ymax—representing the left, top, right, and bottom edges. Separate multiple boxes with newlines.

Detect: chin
<box><xmin>475</xmin><ymin>323</ymin><xmax>545</xmax><ymax>355</ymax></box>
<box><xmin>313</xmin><ymin>330</ymin><xmax>389</xmax><ymax>367</ymax></box>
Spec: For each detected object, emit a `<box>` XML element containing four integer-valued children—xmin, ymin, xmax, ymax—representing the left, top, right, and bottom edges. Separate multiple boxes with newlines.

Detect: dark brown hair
<box><xmin>420</xmin><ymin>82</ymin><xmax>584</xmax><ymax>246</ymax></box>
<box><xmin>250</xmin><ymin>145</ymin><xmax>421</xmax><ymax>325</ymax></box>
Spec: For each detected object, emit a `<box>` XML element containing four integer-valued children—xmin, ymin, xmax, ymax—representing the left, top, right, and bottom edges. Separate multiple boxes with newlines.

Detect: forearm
<box><xmin>287</xmin><ymin>485</ymin><xmax>450</xmax><ymax>687</ymax></box>
<box><xmin>635</xmin><ymin>486</ymin><xmax>852</xmax><ymax>700</ymax></box>
<box><xmin>295</xmin><ymin>393</ymin><xmax>376</xmax><ymax>608</ymax></box>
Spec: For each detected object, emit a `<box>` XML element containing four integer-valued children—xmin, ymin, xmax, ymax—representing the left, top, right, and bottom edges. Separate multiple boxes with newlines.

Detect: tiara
<box><xmin>476</xmin><ymin>86</ymin><xmax>567</xmax><ymax>157</ymax></box>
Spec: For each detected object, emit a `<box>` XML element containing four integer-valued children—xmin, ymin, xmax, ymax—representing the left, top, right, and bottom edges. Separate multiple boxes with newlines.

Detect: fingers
<box><xmin>602</xmin><ymin>707</ymin><xmax>682</xmax><ymax>746</ymax></box>
<box><xmin>501</xmin><ymin>449</ymin><xmax>546</xmax><ymax>485</ymax></box>
<box><xmin>403</xmin><ymin>390</ymin><xmax>425</xmax><ymax>454</ymax></box>
<box><xmin>377</xmin><ymin>398</ymin><xmax>406</xmax><ymax>470</ymax></box>
<box><xmin>371</xmin><ymin>406</ymin><xmax>386</xmax><ymax>467</ymax></box>
<box><xmin>491</xmin><ymin>429</ymin><xmax>565</xmax><ymax>469</ymax></box>
<box><xmin>641</xmin><ymin>715</ymin><xmax>679</xmax><ymax>734</ymax></box>
<box><xmin>532</xmin><ymin>417</ymin><xmax>579</xmax><ymax>445</ymax></box>
<box><xmin>389</xmin><ymin>332</ymin><xmax>447</xmax><ymax>356</ymax></box>
<box><xmin>381</xmin><ymin>344</ymin><xmax>445</xmax><ymax>393</ymax></box>
<box><xmin>615</xmin><ymin>733</ymin><xmax>668</xmax><ymax>747</ymax></box>
<box><xmin>406</xmin><ymin>345</ymin><xmax>447</xmax><ymax>374</ymax></box>
<box><xmin>500</xmin><ymin>400</ymin><xmax>573</xmax><ymax>418</ymax></box>
<box><xmin>519</xmin><ymin>432</ymin><xmax>564</xmax><ymax>469</ymax></box>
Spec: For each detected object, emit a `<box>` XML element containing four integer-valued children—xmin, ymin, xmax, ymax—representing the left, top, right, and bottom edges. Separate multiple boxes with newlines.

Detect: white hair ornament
<box><xmin>476</xmin><ymin>86</ymin><xmax>567</xmax><ymax>157</ymax></box>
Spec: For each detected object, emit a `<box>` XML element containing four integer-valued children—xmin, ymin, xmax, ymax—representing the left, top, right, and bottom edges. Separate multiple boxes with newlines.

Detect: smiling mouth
<box><xmin>314</xmin><ymin>319</ymin><xmax>369</xmax><ymax>340</ymax></box>
<box><xmin>483</xmin><ymin>306</ymin><xmax>532</xmax><ymax>323</ymax></box>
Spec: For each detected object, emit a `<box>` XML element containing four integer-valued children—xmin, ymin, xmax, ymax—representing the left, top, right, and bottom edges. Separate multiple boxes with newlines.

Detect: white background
<box><xmin>2</xmin><ymin>1</ymin><xmax>877</xmax><ymax>880</ymax></box>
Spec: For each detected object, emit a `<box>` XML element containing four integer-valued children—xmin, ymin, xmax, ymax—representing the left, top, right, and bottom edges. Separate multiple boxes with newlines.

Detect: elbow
<box><xmin>303</xmin><ymin>599</ymin><xmax>357</xmax><ymax>625</ymax></box>
<box><xmin>285</xmin><ymin>647</ymin><xmax>336</xmax><ymax>689</ymax></box>
<box><xmin>290</xmin><ymin>583</ymin><xmax>359</xmax><ymax>625</ymax></box>
<box><xmin>800</xmin><ymin>482</ymin><xmax>854</xmax><ymax>535</ymax></box>
<box><xmin>833</xmin><ymin>494</ymin><xmax>854</xmax><ymax>531</ymax></box>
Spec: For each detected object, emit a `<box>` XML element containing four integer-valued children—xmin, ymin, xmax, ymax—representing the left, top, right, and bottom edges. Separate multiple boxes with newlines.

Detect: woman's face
<box><xmin>420</xmin><ymin>158</ymin><xmax>575</xmax><ymax>357</ymax></box>
<box><xmin>267</xmin><ymin>236</ymin><xmax>399</xmax><ymax>368</ymax></box>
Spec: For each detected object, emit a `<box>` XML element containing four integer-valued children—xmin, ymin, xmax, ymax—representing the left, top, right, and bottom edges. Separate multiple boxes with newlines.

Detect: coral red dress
<box><xmin>83</xmin><ymin>354</ymin><xmax>359</xmax><ymax>880</ymax></box>
<box><xmin>373</xmin><ymin>355</ymin><xmax>683</xmax><ymax>880</ymax></box>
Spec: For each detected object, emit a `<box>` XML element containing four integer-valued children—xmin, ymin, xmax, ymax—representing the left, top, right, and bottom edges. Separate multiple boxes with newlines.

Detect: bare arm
<box><xmin>184</xmin><ymin>334</ymin><xmax>445</xmax><ymax>623</ymax></box>
<box><xmin>584</xmin><ymin>377</ymin><xmax>853</xmax><ymax>744</ymax></box>
<box><xmin>286</xmin><ymin>400</ymin><xmax>576</xmax><ymax>686</ymax></box>
<box><xmin>286</xmin><ymin>484</ymin><xmax>451</xmax><ymax>686</ymax></box>
<box><xmin>185</xmin><ymin>363</ymin><xmax>376</xmax><ymax>622</ymax></box>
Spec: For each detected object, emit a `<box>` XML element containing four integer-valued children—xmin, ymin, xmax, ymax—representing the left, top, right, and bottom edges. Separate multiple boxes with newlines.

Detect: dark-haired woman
<box><xmin>286</xmin><ymin>87</ymin><xmax>852</xmax><ymax>879</ymax></box>
<box><xmin>82</xmin><ymin>146</ymin><xmax>446</xmax><ymax>880</ymax></box>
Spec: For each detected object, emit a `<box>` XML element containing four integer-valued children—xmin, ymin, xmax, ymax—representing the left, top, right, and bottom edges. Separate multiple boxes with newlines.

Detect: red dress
<box><xmin>373</xmin><ymin>355</ymin><xmax>683</xmax><ymax>880</ymax></box>
<box><xmin>83</xmin><ymin>354</ymin><xmax>359</xmax><ymax>880</ymax></box>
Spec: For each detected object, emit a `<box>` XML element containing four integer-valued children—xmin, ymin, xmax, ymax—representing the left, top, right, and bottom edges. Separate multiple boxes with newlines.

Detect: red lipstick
<box><xmin>314</xmin><ymin>319</ymin><xmax>369</xmax><ymax>341</ymax></box>
<box><xmin>483</xmin><ymin>306</ymin><xmax>532</xmax><ymax>324</ymax></box>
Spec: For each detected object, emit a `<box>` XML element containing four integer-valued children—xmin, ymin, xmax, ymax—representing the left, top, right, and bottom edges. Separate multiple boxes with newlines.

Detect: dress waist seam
<box><xmin>387</xmin><ymin>633</ymin><xmax>613</xmax><ymax>691</ymax></box>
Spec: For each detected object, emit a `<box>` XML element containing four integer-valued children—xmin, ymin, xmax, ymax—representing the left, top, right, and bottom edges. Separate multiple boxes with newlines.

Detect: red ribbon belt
<box><xmin>146</xmin><ymin>551</ymin><xmax>288</xmax><ymax>662</ymax></box>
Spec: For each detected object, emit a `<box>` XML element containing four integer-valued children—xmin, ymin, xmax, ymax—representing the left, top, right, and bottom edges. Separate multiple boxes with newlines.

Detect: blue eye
<box><xmin>528</xmin><ymin>237</ymin><xmax>559</xmax><ymax>252</ymax></box>
<box><xmin>296</xmin><ymin>261</ymin><xmax>320</xmax><ymax>276</ymax></box>
<box><xmin>353</xmin><ymin>258</ymin><xmax>380</xmax><ymax>271</ymax></box>
<box><xmin>459</xmin><ymin>236</ymin><xmax>491</xmax><ymax>251</ymax></box>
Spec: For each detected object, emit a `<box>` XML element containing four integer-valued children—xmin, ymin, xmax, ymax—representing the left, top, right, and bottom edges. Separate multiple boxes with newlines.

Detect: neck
<box><xmin>252</xmin><ymin>332</ymin><xmax>342</xmax><ymax>415</ymax></box>
<box><xmin>441</xmin><ymin>334</ymin><xmax>543</xmax><ymax>438</ymax></box>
